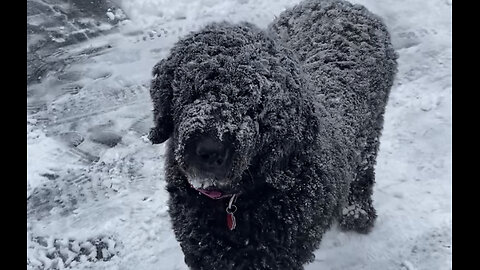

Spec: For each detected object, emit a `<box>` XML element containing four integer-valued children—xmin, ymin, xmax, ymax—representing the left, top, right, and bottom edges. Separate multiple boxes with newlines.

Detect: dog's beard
<box><xmin>184</xmin><ymin>164</ymin><xmax>241</xmax><ymax>193</ymax></box>
<box><xmin>186</xmin><ymin>173</ymin><xmax>215</xmax><ymax>190</ymax></box>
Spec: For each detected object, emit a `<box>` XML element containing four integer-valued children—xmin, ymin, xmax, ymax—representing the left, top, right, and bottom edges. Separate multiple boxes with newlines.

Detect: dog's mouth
<box><xmin>196</xmin><ymin>187</ymin><xmax>231</xmax><ymax>199</ymax></box>
<box><xmin>187</xmin><ymin>175</ymin><xmax>235</xmax><ymax>199</ymax></box>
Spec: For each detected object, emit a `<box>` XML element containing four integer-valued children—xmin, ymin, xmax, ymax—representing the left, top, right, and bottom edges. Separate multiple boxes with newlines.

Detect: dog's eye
<box><xmin>246</xmin><ymin>108</ymin><xmax>255</xmax><ymax>118</ymax></box>
<box><xmin>189</xmin><ymin>91</ymin><xmax>202</xmax><ymax>103</ymax></box>
<box><xmin>246</xmin><ymin>104</ymin><xmax>263</xmax><ymax>119</ymax></box>
<box><xmin>239</xmin><ymin>90</ymin><xmax>250</xmax><ymax>97</ymax></box>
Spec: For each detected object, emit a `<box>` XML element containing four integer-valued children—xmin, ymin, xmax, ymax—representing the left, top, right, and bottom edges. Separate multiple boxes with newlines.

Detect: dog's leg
<box><xmin>339</xmin><ymin>135</ymin><xmax>379</xmax><ymax>234</ymax></box>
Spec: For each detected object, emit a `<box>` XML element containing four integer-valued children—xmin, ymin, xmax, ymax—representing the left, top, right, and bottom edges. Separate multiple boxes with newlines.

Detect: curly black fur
<box><xmin>148</xmin><ymin>0</ymin><xmax>397</xmax><ymax>269</ymax></box>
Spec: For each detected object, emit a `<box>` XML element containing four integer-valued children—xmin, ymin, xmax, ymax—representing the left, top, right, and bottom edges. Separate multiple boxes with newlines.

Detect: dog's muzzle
<box><xmin>183</xmin><ymin>134</ymin><xmax>233</xmax><ymax>185</ymax></box>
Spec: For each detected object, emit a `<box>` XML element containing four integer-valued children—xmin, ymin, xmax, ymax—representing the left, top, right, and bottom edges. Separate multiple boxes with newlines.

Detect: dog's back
<box><xmin>269</xmin><ymin>0</ymin><xmax>397</xmax><ymax>232</ymax></box>
<box><xmin>269</xmin><ymin>0</ymin><xmax>397</xmax><ymax>152</ymax></box>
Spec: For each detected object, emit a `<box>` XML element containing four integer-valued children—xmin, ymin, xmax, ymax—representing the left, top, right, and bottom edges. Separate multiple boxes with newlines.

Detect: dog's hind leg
<box><xmin>339</xmin><ymin>134</ymin><xmax>380</xmax><ymax>234</ymax></box>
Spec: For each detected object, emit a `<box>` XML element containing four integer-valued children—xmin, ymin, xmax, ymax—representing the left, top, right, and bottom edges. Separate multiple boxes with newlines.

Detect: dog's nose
<box><xmin>196</xmin><ymin>138</ymin><xmax>228</xmax><ymax>166</ymax></box>
<box><xmin>186</xmin><ymin>136</ymin><xmax>232</xmax><ymax>178</ymax></box>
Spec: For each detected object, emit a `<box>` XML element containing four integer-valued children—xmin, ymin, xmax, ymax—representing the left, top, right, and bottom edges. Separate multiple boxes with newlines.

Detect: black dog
<box><xmin>149</xmin><ymin>0</ymin><xmax>397</xmax><ymax>269</ymax></box>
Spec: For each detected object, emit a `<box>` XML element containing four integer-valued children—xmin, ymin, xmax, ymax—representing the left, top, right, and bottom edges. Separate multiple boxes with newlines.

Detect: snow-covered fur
<box><xmin>149</xmin><ymin>0</ymin><xmax>397</xmax><ymax>269</ymax></box>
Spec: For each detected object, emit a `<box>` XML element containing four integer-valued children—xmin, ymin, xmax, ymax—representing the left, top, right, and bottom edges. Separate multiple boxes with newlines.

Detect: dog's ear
<box><xmin>149</xmin><ymin>59</ymin><xmax>174</xmax><ymax>144</ymax></box>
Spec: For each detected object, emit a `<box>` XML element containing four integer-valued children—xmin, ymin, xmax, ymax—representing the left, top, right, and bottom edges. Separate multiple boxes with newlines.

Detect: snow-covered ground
<box><xmin>27</xmin><ymin>0</ymin><xmax>452</xmax><ymax>269</ymax></box>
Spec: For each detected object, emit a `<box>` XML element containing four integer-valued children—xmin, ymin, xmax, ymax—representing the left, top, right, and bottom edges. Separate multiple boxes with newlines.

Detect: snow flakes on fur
<box><xmin>149</xmin><ymin>0</ymin><xmax>397</xmax><ymax>269</ymax></box>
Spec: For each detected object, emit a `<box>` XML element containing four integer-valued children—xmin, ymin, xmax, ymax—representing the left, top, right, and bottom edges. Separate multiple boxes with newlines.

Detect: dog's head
<box><xmin>149</xmin><ymin>22</ymin><xmax>318</xmax><ymax>193</ymax></box>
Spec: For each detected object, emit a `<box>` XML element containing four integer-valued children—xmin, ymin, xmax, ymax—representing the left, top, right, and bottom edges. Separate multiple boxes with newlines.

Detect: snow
<box><xmin>27</xmin><ymin>0</ymin><xmax>451</xmax><ymax>269</ymax></box>
<box><xmin>106</xmin><ymin>12</ymin><xmax>115</xmax><ymax>21</ymax></box>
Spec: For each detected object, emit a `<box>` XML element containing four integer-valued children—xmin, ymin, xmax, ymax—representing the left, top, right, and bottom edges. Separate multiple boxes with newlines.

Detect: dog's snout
<box><xmin>185</xmin><ymin>136</ymin><xmax>232</xmax><ymax>179</ymax></box>
<box><xmin>196</xmin><ymin>138</ymin><xmax>228</xmax><ymax>167</ymax></box>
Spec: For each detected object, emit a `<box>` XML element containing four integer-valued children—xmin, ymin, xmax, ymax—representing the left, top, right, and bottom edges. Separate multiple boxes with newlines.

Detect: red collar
<box><xmin>190</xmin><ymin>184</ymin><xmax>239</xmax><ymax>230</ymax></box>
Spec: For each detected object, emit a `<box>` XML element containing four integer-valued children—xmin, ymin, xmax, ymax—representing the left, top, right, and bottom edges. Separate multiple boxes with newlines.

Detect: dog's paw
<box><xmin>339</xmin><ymin>203</ymin><xmax>377</xmax><ymax>234</ymax></box>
